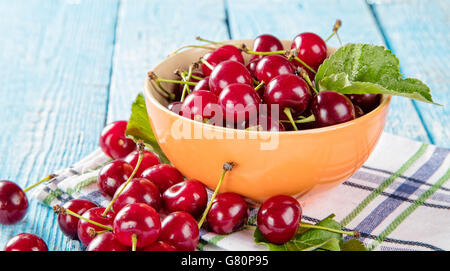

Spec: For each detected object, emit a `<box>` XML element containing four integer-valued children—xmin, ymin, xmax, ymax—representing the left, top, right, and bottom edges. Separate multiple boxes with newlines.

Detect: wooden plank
<box><xmin>107</xmin><ymin>0</ymin><xmax>230</xmax><ymax>122</ymax></box>
<box><xmin>370</xmin><ymin>0</ymin><xmax>450</xmax><ymax>147</ymax></box>
<box><xmin>0</xmin><ymin>0</ymin><xmax>119</xmax><ymax>251</ymax></box>
<box><xmin>226</xmin><ymin>0</ymin><xmax>430</xmax><ymax>143</ymax></box>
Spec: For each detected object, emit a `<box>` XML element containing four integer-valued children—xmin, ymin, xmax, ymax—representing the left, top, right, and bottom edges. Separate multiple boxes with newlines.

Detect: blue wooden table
<box><xmin>0</xmin><ymin>0</ymin><xmax>448</xmax><ymax>251</ymax></box>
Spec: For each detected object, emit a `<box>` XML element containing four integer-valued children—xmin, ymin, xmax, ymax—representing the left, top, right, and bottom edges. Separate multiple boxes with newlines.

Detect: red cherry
<box><xmin>251</xmin><ymin>34</ymin><xmax>284</xmax><ymax>61</ymax></box>
<box><xmin>162</xmin><ymin>180</ymin><xmax>207</xmax><ymax>218</ymax></box>
<box><xmin>112</xmin><ymin>178</ymin><xmax>161</xmax><ymax>213</ymax></box>
<box><xmin>113</xmin><ymin>203</ymin><xmax>161</xmax><ymax>248</ymax></box>
<box><xmin>0</xmin><ymin>180</ymin><xmax>28</xmax><ymax>225</ymax></box>
<box><xmin>264</xmin><ymin>74</ymin><xmax>312</xmax><ymax>117</ymax></box>
<box><xmin>257</xmin><ymin>195</ymin><xmax>302</xmax><ymax>244</ymax></box>
<box><xmin>291</xmin><ymin>32</ymin><xmax>327</xmax><ymax>70</ymax></box>
<box><xmin>354</xmin><ymin>105</ymin><xmax>365</xmax><ymax>118</ymax></box>
<box><xmin>257</xmin><ymin>115</ymin><xmax>285</xmax><ymax>131</ymax></box>
<box><xmin>124</xmin><ymin>150</ymin><xmax>161</xmax><ymax>177</ymax></box>
<box><xmin>311</xmin><ymin>91</ymin><xmax>355</xmax><ymax>127</ymax></box>
<box><xmin>209</xmin><ymin>60</ymin><xmax>253</xmax><ymax>96</ymax></box>
<box><xmin>218</xmin><ymin>83</ymin><xmax>261</xmax><ymax>123</ymax></box>
<box><xmin>296</xmin><ymin>120</ymin><xmax>318</xmax><ymax>130</ymax></box>
<box><xmin>140</xmin><ymin>241</ymin><xmax>177</xmax><ymax>251</ymax></box>
<box><xmin>99</xmin><ymin>121</ymin><xmax>137</xmax><ymax>159</ymax></box>
<box><xmin>206</xmin><ymin>192</ymin><xmax>249</xmax><ymax>234</ymax></box>
<box><xmin>294</xmin><ymin>96</ymin><xmax>319</xmax><ymax>130</ymax></box>
<box><xmin>159</xmin><ymin>211</ymin><xmax>199</xmax><ymax>251</ymax></box>
<box><xmin>190</xmin><ymin>72</ymin><xmax>204</xmax><ymax>79</ymax></box>
<box><xmin>255</xmin><ymin>55</ymin><xmax>295</xmax><ymax>84</ymax></box>
<box><xmin>192</xmin><ymin>76</ymin><xmax>210</xmax><ymax>92</ymax></box>
<box><xmin>346</xmin><ymin>94</ymin><xmax>381</xmax><ymax>113</ymax></box>
<box><xmin>97</xmin><ymin>160</ymin><xmax>134</xmax><ymax>198</ymax></box>
<box><xmin>167</xmin><ymin>102</ymin><xmax>183</xmax><ymax>115</ymax></box>
<box><xmin>77</xmin><ymin>207</ymin><xmax>115</xmax><ymax>247</ymax></box>
<box><xmin>140</xmin><ymin>164</ymin><xmax>184</xmax><ymax>193</ymax></box>
<box><xmin>86</xmin><ymin>232</ymin><xmax>129</xmax><ymax>251</ymax></box>
<box><xmin>57</xmin><ymin>199</ymin><xmax>97</xmax><ymax>240</ymax></box>
<box><xmin>181</xmin><ymin>90</ymin><xmax>219</xmax><ymax>121</ymax></box>
<box><xmin>246</xmin><ymin>59</ymin><xmax>259</xmax><ymax>79</ymax></box>
<box><xmin>201</xmin><ymin>45</ymin><xmax>245</xmax><ymax>76</ymax></box>
<box><xmin>168</xmin><ymin>102</ymin><xmax>183</xmax><ymax>115</ymax></box>
<box><xmin>4</xmin><ymin>233</ymin><xmax>48</xmax><ymax>251</ymax></box>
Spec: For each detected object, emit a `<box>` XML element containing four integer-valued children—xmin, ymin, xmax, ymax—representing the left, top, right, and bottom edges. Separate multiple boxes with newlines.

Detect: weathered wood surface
<box><xmin>0</xmin><ymin>0</ymin><xmax>448</xmax><ymax>250</ymax></box>
<box><xmin>0</xmin><ymin>0</ymin><xmax>120</xmax><ymax>251</ymax></box>
<box><xmin>370</xmin><ymin>0</ymin><xmax>450</xmax><ymax>146</ymax></box>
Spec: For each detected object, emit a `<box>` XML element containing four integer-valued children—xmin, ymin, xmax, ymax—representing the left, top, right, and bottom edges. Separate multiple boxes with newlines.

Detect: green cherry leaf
<box><xmin>316</xmin><ymin>43</ymin><xmax>437</xmax><ymax>104</ymax></box>
<box><xmin>125</xmin><ymin>93</ymin><xmax>170</xmax><ymax>164</ymax></box>
<box><xmin>254</xmin><ymin>214</ymin><xmax>345</xmax><ymax>251</ymax></box>
<box><xmin>340</xmin><ymin>239</ymin><xmax>368</xmax><ymax>251</ymax></box>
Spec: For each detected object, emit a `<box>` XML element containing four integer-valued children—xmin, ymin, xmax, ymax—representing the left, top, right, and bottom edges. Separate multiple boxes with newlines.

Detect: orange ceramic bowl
<box><xmin>144</xmin><ymin>39</ymin><xmax>391</xmax><ymax>203</ymax></box>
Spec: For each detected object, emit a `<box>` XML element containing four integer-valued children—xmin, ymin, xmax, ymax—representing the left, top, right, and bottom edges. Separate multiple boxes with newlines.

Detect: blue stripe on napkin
<box><xmin>354</xmin><ymin>147</ymin><xmax>449</xmax><ymax>240</ymax></box>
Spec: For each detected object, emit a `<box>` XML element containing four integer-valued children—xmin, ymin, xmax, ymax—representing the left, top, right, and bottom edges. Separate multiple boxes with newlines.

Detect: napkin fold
<box><xmin>31</xmin><ymin>132</ymin><xmax>450</xmax><ymax>251</ymax></box>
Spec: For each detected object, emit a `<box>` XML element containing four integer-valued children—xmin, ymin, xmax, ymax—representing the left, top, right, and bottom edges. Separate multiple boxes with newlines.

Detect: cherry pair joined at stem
<box><xmin>54</xmin><ymin>203</ymin><xmax>160</xmax><ymax>251</ymax></box>
<box><xmin>57</xmin><ymin>199</ymin><xmax>98</xmax><ymax>240</ymax></box>
<box><xmin>54</xmin><ymin>205</ymin><xmax>116</xmax><ymax>247</ymax></box>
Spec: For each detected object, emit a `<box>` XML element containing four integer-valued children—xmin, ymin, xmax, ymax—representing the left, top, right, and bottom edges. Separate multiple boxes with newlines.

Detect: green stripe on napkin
<box><xmin>341</xmin><ymin>143</ymin><xmax>428</xmax><ymax>226</ymax></box>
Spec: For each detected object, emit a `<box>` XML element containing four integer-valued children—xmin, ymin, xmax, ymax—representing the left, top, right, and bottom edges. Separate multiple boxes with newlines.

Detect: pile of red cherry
<box><xmin>154</xmin><ymin>32</ymin><xmax>381</xmax><ymax>131</ymax></box>
<box><xmin>1</xmin><ymin>120</ymin><xmax>306</xmax><ymax>251</ymax></box>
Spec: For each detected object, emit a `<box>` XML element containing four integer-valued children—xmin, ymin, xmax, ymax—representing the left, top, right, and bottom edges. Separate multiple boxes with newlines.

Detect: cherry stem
<box><xmin>324</xmin><ymin>19</ymin><xmax>343</xmax><ymax>46</ymax></box>
<box><xmin>254</xmin><ymin>81</ymin><xmax>265</xmax><ymax>92</ymax></box>
<box><xmin>283</xmin><ymin>108</ymin><xmax>298</xmax><ymax>131</ymax></box>
<box><xmin>180</xmin><ymin>65</ymin><xmax>194</xmax><ymax>102</ymax></box>
<box><xmin>281</xmin><ymin>114</ymin><xmax>316</xmax><ymax>124</ymax></box>
<box><xmin>53</xmin><ymin>205</ymin><xmax>113</xmax><ymax>231</ymax></box>
<box><xmin>199</xmin><ymin>57</ymin><xmax>214</xmax><ymax>71</ymax></box>
<box><xmin>131</xmin><ymin>234</ymin><xmax>138</xmax><ymax>251</ymax></box>
<box><xmin>298</xmin><ymin>68</ymin><xmax>318</xmax><ymax>94</ymax></box>
<box><xmin>23</xmin><ymin>174</ymin><xmax>57</xmax><ymax>193</ymax></box>
<box><xmin>242</xmin><ymin>45</ymin><xmax>317</xmax><ymax>74</ymax></box>
<box><xmin>245</xmin><ymin>125</ymin><xmax>263</xmax><ymax>132</ymax></box>
<box><xmin>243</xmin><ymin>49</ymin><xmax>287</xmax><ymax>56</ymax></box>
<box><xmin>292</xmin><ymin>55</ymin><xmax>317</xmax><ymax>74</ymax></box>
<box><xmin>296</xmin><ymin>114</ymin><xmax>315</xmax><ymax>123</ymax></box>
<box><xmin>155</xmin><ymin>78</ymin><xmax>197</xmax><ymax>86</ymax></box>
<box><xmin>197</xmin><ymin>162</ymin><xmax>235</xmax><ymax>229</ymax></box>
<box><xmin>88</xmin><ymin>229</ymin><xmax>109</xmax><ymax>238</ymax></box>
<box><xmin>169</xmin><ymin>44</ymin><xmax>216</xmax><ymax>56</ymax></box>
<box><xmin>299</xmin><ymin>223</ymin><xmax>360</xmax><ymax>238</ymax></box>
<box><xmin>196</xmin><ymin>36</ymin><xmax>227</xmax><ymax>45</ymax></box>
<box><xmin>102</xmin><ymin>141</ymin><xmax>145</xmax><ymax>217</ymax></box>
<box><xmin>148</xmin><ymin>72</ymin><xmax>176</xmax><ymax>101</ymax></box>
<box><xmin>240</xmin><ymin>44</ymin><xmax>285</xmax><ymax>56</ymax></box>
<box><xmin>190</xmin><ymin>73</ymin><xmax>203</xmax><ymax>81</ymax></box>
<box><xmin>283</xmin><ymin>114</ymin><xmax>316</xmax><ymax>124</ymax></box>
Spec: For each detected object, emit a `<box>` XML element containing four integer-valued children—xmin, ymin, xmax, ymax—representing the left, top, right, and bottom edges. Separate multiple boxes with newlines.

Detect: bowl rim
<box><xmin>144</xmin><ymin>39</ymin><xmax>392</xmax><ymax>135</ymax></box>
